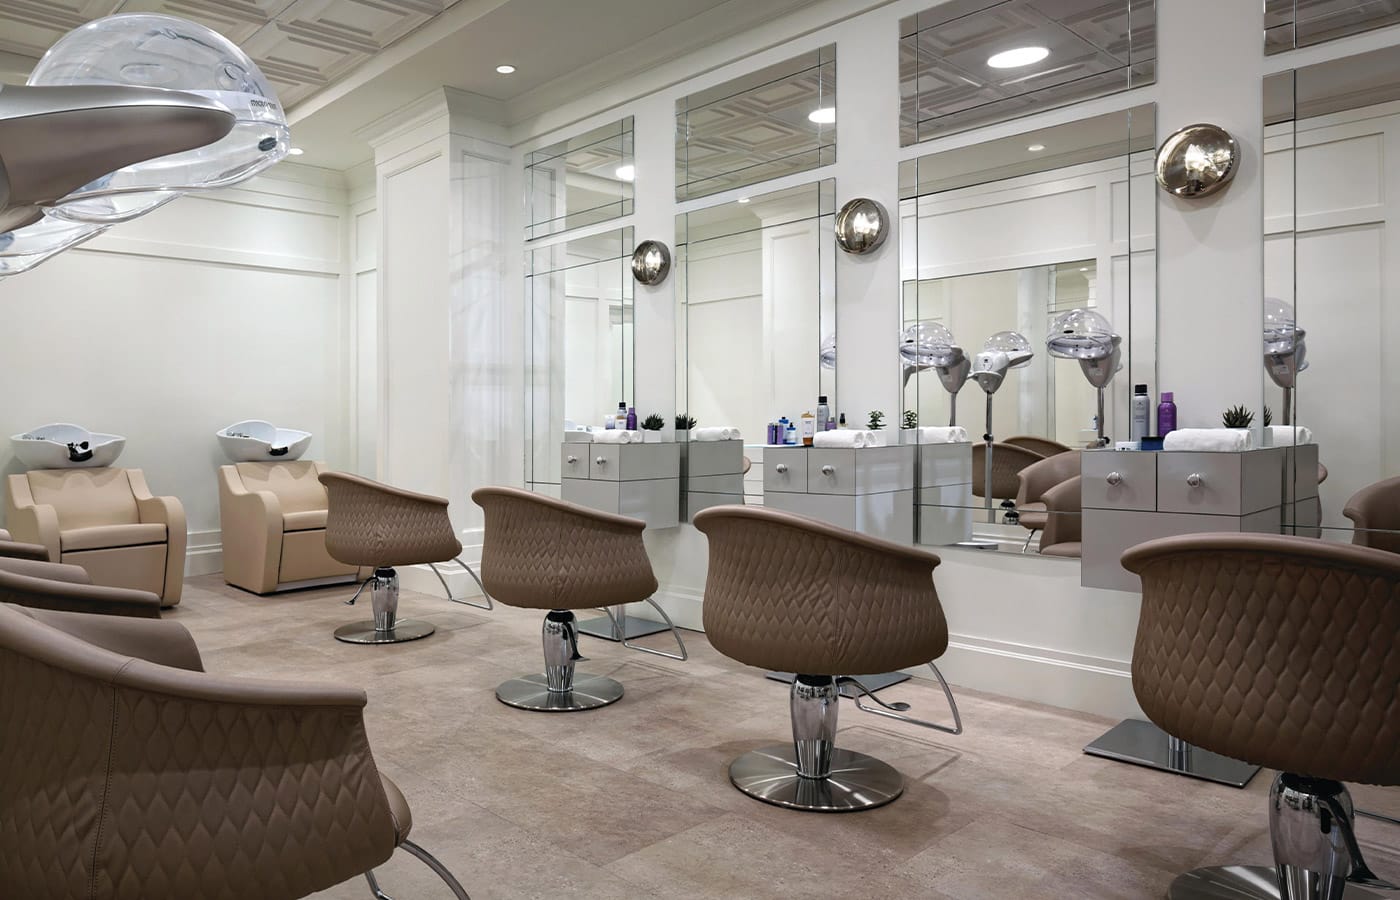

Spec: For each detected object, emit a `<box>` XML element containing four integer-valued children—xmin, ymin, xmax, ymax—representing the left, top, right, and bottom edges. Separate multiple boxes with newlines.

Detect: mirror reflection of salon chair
<box><xmin>1264</xmin><ymin>297</ymin><xmax>1307</xmax><ymax>426</ymax></box>
<box><xmin>1046</xmin><ymin>309</ymin><xmax>1122</xmax><ymax>447</ymax></box>
<box><xmin>1037</xmin><ymin>476</ymin><xmax>1082</xmax><ymax>558</ymax></box>
<box><xmin>1013</xmin><ymin>451</ymin><xmax>1082</xmax><ymax>553</ymax></box>
<box><xmin>901</xmin><ymin>322</ymin><xmax>971</xmax><ymax>426</ymax></box>
<box><xmin>1344</xmin><ymin>475</ymin><xmax>1400</xmax><ymax>555</ymax></box>
<box><xmin>1122</xmin><ymin>534</ymin><xmax>1399</xmax><ymax>899</ymax></box>
<box><xmin>1003</xmin><ymin>435</ymin><xmax>1073</xmax><ymax>457</ymax></box>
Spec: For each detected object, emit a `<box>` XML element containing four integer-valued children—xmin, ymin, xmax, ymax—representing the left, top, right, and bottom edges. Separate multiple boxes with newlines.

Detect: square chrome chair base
<box><xmin>1167</xmin><ymin>866</ymin><xmax>1383</xmax><ymax>899</ymax></box>
<box><xmin>729</xmin><ymin>743</ymin><xmax>904</xmax><ymax>812</ymax></box>
<box><xmin>1084</xmin><ymin>719</ymin><xmax>1260</xmax><ymax>788</ymax></box>
<box><xmin>495</xmin><ymin>672</ymin><xmax>624</xmax><ymax>712</ymax></box>
<box><xmin>765</xmin><ymin>670</ymin><xmax>911</xmax><ymax>697</ymax></box>
<box><xmin>576</xmin><ymin>613</ymin><xmax>669</xmax><ymax>642</ymax></box>
<box><xmin>333</xmin><ymin>619</ymin><xmax>436</xmax><ymax>644</ymax></box>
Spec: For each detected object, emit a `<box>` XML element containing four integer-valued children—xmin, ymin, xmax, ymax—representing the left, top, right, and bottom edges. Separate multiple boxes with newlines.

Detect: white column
<box><xmin>1155</xmin><ymin>0</ymin><xmax>1266</xmax><ymax>428</ymax></box>
<box><xmin>630</xmin><ymin>92</ymin><xmax>678</xmax><ymax>433</ymax></box>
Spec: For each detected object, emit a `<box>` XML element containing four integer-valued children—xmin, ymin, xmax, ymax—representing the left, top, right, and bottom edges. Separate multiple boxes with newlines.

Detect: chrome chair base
<box><xmin>1166</xmin><ymin>866</ymin><xmax>1382</xmax><ymax>899</ymax></box>
<box><xmin>728</xmin><ymin>744</ymin><xmax>904</xmax><ymax>812</ymax></box>
<box><xmin>365</xmin><ymin>838</ymin><xmax>472</xmax><ymax>899</ymax></box>
<box><xmin>765</xmin><ymin>670</ymin><xmax>910</xmax><ymax>696</ymax></box>
<box><xmin>334</xmin><ymin>619</ymin><xmax>436</xmax><ymax>644</ymax></box>
<box><xmin>495</xmin><ymin>672</ymin><xmax>624</xmax><ymax>711</ymax></box>
<box><xmin>1084</xmin><ymin>718</ymin><xmax>1259</xmax><ymax>787</ymax></box>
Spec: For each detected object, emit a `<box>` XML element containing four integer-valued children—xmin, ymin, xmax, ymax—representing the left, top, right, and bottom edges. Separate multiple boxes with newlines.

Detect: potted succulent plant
<box><xmin>1221</xmin><ymin>405</ymin><xmax>1254</xmax><ymax>430</ymax></box>
<box><xmin>866</xmin><ymin>410</ymin><xmax>887</xmax><ymax>446</ymax></box>
<box><xmin>641</xmin><ymin>413</ymin><xmax>665</xmax><ymax>443</ymax></box>
<box><xmin>675</xmin><ymin>413</ymin><xmax>696</xmax><ymax>441</ymax></box>
<box><xmin>900</xmin><ymin>409</ymin><xmax>919</xmax><ymax>444</ymax></box>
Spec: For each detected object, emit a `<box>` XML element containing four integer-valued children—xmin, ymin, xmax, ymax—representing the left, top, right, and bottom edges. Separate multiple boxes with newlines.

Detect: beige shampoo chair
<box><xmin>219</xmin><ymin>461</ymin><xmax>365</xmax><ymax>594</ymax></box>
<box><xmin>5</xmin><ymin>467</ymin><xmax>185</xmax><ymax>606</ymax></box>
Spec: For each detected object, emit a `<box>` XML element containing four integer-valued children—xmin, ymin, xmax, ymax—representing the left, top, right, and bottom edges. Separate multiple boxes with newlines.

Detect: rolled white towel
<box><xmin>693</xmin><ymin>426</ymin><xmax>741</xmax><ymax>442</ymax></box>
<box><xmin>1163</xmin><ymin>428</ymin><xmax>1253</xmax><ymax>452</ymax></box>
<box><xmin>814</xmin><ymin>429</ymin><xmax>875</xmax><ymax>449</ymax></box>
<box><xmin>916</xmin><ymin>425</ymin><xmax>969</xmax><ymax>444</ymax></box>
<box><xmin>593</xmin><ymin>429</ymin><xmax>638</xmax><ymax>444</ymax></box>
<box><xmin>1265</xmin><ymin>425</ymin><xmax>1313</xmax><ymax>446</ymax></box>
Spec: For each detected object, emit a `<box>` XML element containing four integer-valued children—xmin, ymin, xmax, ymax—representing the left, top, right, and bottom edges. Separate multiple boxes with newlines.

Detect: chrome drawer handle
<box><xmin>775</xmin><ymin>463</ymin><xmax>789</xmax><ymax>474</ymax></box>
<box><xmin>595</xmin><ymin>456</ymin><xmax>606</xmax><ymax>466</ymax></box>
<box><xmin>1106</xmin><ymin>472</ymin><xmax>1122</xmax><ymax>486</ymax></box>
<box><xmin>821</xmin><ymin>465</ymin><xmax>835</xmax><ymax>476</ymax></box>
<box><xmin>566</xmin><ymin>455</ymin><xmax>578</xmax><ymax>464</ymax></box>
<box><xmin>1186</xmin><ymin>473</ymin><xmax>1203</xmax><ymax>487</ymax></box>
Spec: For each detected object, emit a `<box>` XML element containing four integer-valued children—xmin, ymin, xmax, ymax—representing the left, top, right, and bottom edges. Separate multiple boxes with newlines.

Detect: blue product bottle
<box><xmin>784</xmin><ymin>419</ymin><xmax>797</xmax><ymax>445</ymax></box>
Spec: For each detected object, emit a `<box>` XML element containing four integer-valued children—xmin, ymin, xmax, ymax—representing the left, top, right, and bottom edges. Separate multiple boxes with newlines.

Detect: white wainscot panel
<box><xmin>355</xmin><ymin>209</ymin><xmax>379</xmax><ymax>270</ymax></box>
<box><xmin>1297</xmin><ymin>132</ymin><xmax>1382</xmax><ymax>223</ymax></box>
<box><xmin>918</xmin><ymin>185</ymin><xmax>1096</xmax><ymax>276</ymax></box>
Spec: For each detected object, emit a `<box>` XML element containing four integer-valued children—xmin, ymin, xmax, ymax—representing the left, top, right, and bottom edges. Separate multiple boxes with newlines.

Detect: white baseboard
<box><xmin>185</xmin><ymin>529</ymin><xmax>222</xmax><ymax>577</ymax></box>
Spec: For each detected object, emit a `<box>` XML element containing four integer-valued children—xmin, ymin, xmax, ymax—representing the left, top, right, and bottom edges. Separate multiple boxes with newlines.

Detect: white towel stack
<box><xmin>593</xmin><ymin>429</ymin><xmax>642</xmax><ymax>444</ymax></box>
<box><xmin>693</xmin><ymin>426</ymin><xmax>741</xmax><ymax>442</ymax></box>
<box><xmin>1265</xmin><ymin>425</ymin><xmax>1314</xmax><ymax>446</ymax></box>
<box><xmin>1162</xmin><ymin>428</ymin><xmax>1254</xmax><ymax>452</ymax></box>
<box><xmin>915</xmin><ymin>425</ymin><xmax>969</xmax><ymax>444</ymax></box>
<box><xmin>813</xmin><ymin>429</ymin><xmax>878</xmax><ymax>449</ymax></box>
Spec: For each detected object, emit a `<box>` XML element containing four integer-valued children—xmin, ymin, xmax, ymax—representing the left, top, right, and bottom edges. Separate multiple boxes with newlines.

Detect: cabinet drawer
<box><xmin>1157</xmin><ymin>450</ymin><xmax>1282</xmax><ymax>516</ymax></box>
<box><xmin>808</xmin><ymin>446</ymin><xmax>915</xmax><ymax>495</ymax></box>
<box><xmin>561</xmin><ymin>445</ymin><xmax>590</xmax><ymax>480</ymax></box>
<box><xmin>764</xmin><ymin>448</ymin><xmax>808</xmax><ymax>493</ymax></box>
<box><xmin>590</xmin><ymin>443</ymin><xmax>680</xmax><ymax>482</ymax></box>
<box><xmin>1081</xmin><ymin>507</ymin><xmax>1284</xmax><ymax>591</ymax></box>
<box><xmin>562</xmin><ymin>477</ymin><xmax>680</xmax><ymax>528</ymax></box>
<box><xmin>918</xmin><ymin>503</ymin><xmax>973</xmax><ymax>546</ymax></box>
<box><xmin>1081</xmin><ymin>451</ymin><xmax>1156</xmax><ymax>511</ymax></box>
<box><xmin>685</xmin><ymin>440</ymin><xmax>746</xmax><ymax>477</ymax></box>
<box><xmin>764</xmin><ymin>491</ymin><xmax>855</xmax><ymax>530</ymax></box>
<box><xmin>919</xmin><ymin>443</ymin><xmax>973</xmax><ymax>488</ymax></box>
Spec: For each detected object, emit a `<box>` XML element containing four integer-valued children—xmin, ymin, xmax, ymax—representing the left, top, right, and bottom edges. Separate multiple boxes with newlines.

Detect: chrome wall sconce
<box><xmin>834</xmin><ymin>197</ymin><xmax>889</xmax><ymax>254</ymax></box>
<box><xmin>630</xmin><ymin>239</ymin><xmax>671</xmax><ymax>285</ymax></box>
<box><xmin>1155</xmin><ymin>123</ymin><xmax>1239</xmax><ymax>199</ymax></box>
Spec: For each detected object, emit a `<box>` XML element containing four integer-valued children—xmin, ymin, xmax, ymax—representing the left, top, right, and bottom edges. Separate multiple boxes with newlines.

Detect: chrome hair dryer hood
<box><xmin>901</xmin><ymin>322</ymin><xmax>971</xmax><ymax>426</ymax></box>
<box><xmin>971</xmin><ymin>331</ymin><xmax>1034</xmax><ymax>395</ymax></box>
<box><xmin>1263</xmin><ymin>297</ymin><xmax>1308</xmax><ymax>425</ymax></box>
<box><xmin>1046</xmin><ymin>309</ymin><xmax>1121</xmax><ymax>445</ymax></box>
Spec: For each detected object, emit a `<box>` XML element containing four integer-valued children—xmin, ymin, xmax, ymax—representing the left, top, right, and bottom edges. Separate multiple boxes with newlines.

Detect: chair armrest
<box><xmin>128</xmin><ymin>469</ymin><xmax>186</xmax><ymax>605</ymax></box>
<box><xmin>4</xmin><ymin>475</ymin><xmax>60</xmax><ymax>561</ymax></box>
<box><xmin>0</xmin><ymin>568</ymin><xmax>162</xmax><ymax>617</ymax></box>
<box><xmin>1040</xmin><ymin>476</ymin><xmax>1082</xmax><ymax>548</ymax></box>
<box><xmin>218</xmin><ymin>466</ymin><xmax>283</xmax><ymax>593</ymax></box>
<box><xmin>0</xmin><ymin>556</ymin><xmax>92</xmax><ymax>584</ymax></box>
<box><xmin>0</xmin><ymin>538</ymin><xmax>52</xmax><ymax>562</ymax></box>
<box><xmin>19</xmin><ymin>606</ymin><xmax>203</xmax><ymax>671</ymax></box>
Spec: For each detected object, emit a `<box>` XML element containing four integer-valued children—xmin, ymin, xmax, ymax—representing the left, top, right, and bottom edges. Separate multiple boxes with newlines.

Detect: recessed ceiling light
<box><xmin>1079</xmin><ymin>267</ymin><xmax>1088</xmax><ymax>272</ymax></box>
<box><xmin>1027</xmin><ymin>143</ymin><xmax>1045</xmax><ymax>152</ymax></box>
<box><xmin>808</xmin><ymin>107</ymin><xmax>836</xmax><ymax>124</ymax></box>
<box><xmin>987</xmin><ymin>46</ymin><xmax>1049</xmax><ymax>69</ymax></box>
<box><xmin>738</xmin><ymin>197</ymin><xmax>750</xmax><ymax>204</ymax></box>
<box><xmin>287</xmin><ymin>147</ymin><xmax>304</xmax><ymax>156</ymax></box>
<box><xmin>615</xmin><ymin>165</ymin><xmax>635</xmax><ymax>182</ymax></box>
<box><xmin>495</xmin><ymin>64</ymin><xmax>516</xmax><ymax>74</ymax></box>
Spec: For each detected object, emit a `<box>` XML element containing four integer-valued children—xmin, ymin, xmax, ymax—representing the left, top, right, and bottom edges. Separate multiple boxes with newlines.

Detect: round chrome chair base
<box><xmin>495</xmin><ymin>673</ymin><xmax>624</xmax><ymax>712</ymax></box>
<box><xmin>1168</xmin><ymin>866</ymin><xmax>1384</xmax><ymax>899</ymax></box>
<box><xmin>333</xmin><ymin>619</ymin><xmax>436</xmax><ymax>644</ymax></box>
<box><xmin>728</xmin><ymin>743</ymin><xmax>904</xmax><ymax>812</ymax></box>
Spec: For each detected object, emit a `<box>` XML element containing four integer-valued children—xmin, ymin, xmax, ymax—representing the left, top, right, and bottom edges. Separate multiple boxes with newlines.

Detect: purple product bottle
<box><xmin>1157</xmin><ymin>391</ymin><xmax>1177</xmax><ymax>437</ymax></box>
<box><xmin>625</xmin><ymin>406</ymin><xmax>637</xmax><ymax>431</ymax></box>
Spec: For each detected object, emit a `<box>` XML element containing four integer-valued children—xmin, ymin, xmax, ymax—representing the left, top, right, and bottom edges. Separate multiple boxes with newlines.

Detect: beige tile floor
<box><xmin>165</xmin><ymin>575</ymin><xmax>1400</xmax><ymax>900</ymax></box>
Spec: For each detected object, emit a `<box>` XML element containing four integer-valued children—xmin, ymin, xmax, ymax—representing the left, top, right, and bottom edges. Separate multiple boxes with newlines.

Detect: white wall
<box><xmin>0</xmin><ymin>164</ymin><xmax>356</xmax><ymax>574</ymax></box>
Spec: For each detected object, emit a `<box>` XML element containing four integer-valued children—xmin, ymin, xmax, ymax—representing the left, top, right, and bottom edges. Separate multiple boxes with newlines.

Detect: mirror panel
<box><xmin>675</xmin><ymin>46</ymin><xmax>836</xmax><ymax>201</ymax></box>
<box><xmin>1266</xmin><ymin>0</ymin><xmax>1400</xmax><ymax>54</ymax></box>
<box><xmin>525</xmin><ymin>118</ymin><xmax>634</xmax><ymax>241</ymax></box>
<box><xmin>900</xmin><ymin>103</ymin><xmax>1156</xmax><ymax>552</ymax></box>
<box><xmin>525</xmin><ymin>227</ymin><xmax>635</xmax><ymax>493</ymax></box>
<box><xmin>676</xmin><ymin>180</ymin><xmax>836</xmax><ymax>510</ymax></box>
<box><xmin>899</xmin><ymin>0</ymin><xmax>1155</xmax><ymax>146</ymax></box>
<box><xmin>1265</xmin><ymin>46</ymin><xmax>1400</xmax><ymax>552</ymax></box>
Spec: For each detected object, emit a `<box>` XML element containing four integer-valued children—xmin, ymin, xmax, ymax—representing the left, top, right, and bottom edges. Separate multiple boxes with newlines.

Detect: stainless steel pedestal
<box><xmin>766</xmin><ymin>670</ymin><xmax>910</xmax><ymax>697</ymax></box>
<box><xmin>1084</xmin><ymin>719</ymin><xmax>1260</xmax><ymax>787</ymax></box>
<box><xmin>576</xmin><ymin>609</ymin><xmax>669</xmax><ymax>641</ymax></box>
<box><xmin>1167</xmin><ymin>866</ymin><xmax>1382</xmax><ymax>899</ymax></box>
<box><xmin>334</xmin><ymin>566</ymin><xmax>436</xmax><ymax>645</ymax></box>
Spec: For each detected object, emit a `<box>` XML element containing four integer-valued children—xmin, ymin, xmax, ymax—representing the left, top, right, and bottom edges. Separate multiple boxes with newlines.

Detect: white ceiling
<box><xmin>0</xmin><ymin>0</ymin><xmax>830</xmax><ymax>170</ymax></box>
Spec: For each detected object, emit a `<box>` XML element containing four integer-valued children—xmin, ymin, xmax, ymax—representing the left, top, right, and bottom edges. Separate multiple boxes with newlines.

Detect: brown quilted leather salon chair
<box><xmin>693</xmin><ymin>505</ymin><xmax>961</xmax><ymax>812</ymax></box>
<box><xmin>972</xmin><ymin>441</ymin><xmax>1044</xmax><ymax>504</ymax></box>
<box><xmin>5</xmin><ymin>467</ymin><xmax>186</xmax><ymax>606</ymax></box>
<box><xmin>219</xmin><ymin>461</ymin><xmax>365</xmax><ymax>594</ymax></box>
<box><xmin>1004</xmin><ymin>434</ymin><xmax>1073</xmax><ymax>457</ymax></box>
<box><xmin>1013</xmin><ymin>450</ymin><xmax>1081</xmax><ymax>551</ymax></box>
<box><xmin>0</xmin><ymin>560</ymin><xmax>161</xmax><ymax>617</ymax></box>
<box><xmin>1122</xmin><ymin>533</ymin><xmax>1399</xmax><ymax>900</ymax></box>
<box><xmin>0</xmin><ymin>528</ymin><xmax>48</xmax><ymax>561</ymax></box>
<box><xmin>1037</xmin><ymin>475</ymin><xmax>1082</xmax><ymax>558</ymax></box>
<box><xmin>0</xmin><ymin>603</ymin><xmax>471</xmax><ymax>900</ymax></box>
<box><xmin>1343</xmin><ymin>475</ymin><xmax>1400</xmax><ymax>555</ymax></box>
<box><xmin>320</xmin><ymin>472</ymin><xmax>492</xmax><ymax>645</ymax></box>
<box><xmin>473</xmin><ymin>486</ymin><xmax>685</xmax><ymax>712</ymax></box>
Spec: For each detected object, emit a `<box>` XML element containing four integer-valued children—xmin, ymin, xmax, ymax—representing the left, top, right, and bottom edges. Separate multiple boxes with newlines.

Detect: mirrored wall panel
<box><xmin>899</xmin><ymin>103</ymin><xmax>1156</xmax><ymax>553</ymax></box>
<box><xmin>525</xmin><ymin>118</ymin><xmax>634</xmax><ymax>241</ymax></box>
<box><xmin>676</xmin><ymin>180</ymin><xmax>836</xmax><ymax>509</ymax></box>
<box><xmin>899</xmin><ymin>0</ymin><xmax>1155</xmax><ymax>146</ymax></box>
<box><xmin>1265</xmin><ymin>46</ymin><xmax>1400</xmax><ymax>553</ymax></box>
<box><xmin>1266</xmin><ymin>0</ymin><xmax>1400</xmax><ymax>54</ymax></box>
<box><xmin>676</xmin><ymin>46</ymin><xmax>836</xmax><ymax>201</ymax></box>
<box><xmin>525</xmin><ymin>227</ymin><xmax>635</xmax><ymax>492</ymax></box>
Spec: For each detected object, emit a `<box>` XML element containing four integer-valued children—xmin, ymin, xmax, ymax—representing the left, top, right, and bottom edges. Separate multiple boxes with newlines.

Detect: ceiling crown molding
<box><xmin>356</xmin><ymin>86</ymin><xmax>506</xmax><ymax>149</ymax></box>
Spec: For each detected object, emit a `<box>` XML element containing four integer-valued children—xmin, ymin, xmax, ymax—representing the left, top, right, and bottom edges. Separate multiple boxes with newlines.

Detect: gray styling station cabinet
<box><xmin>914</xmin><ymin>441</ymin><xmax>974</xmax><ymax>545</ymax></box>
<box><xmin>561</xmin><ymin>435</ymin><xmax>680</xmax><ymax>641</ymax></box>
<box><xmin>683</xmin><ymin>438</ymin><xmax>746</xmax><ymax>520</ymax></box>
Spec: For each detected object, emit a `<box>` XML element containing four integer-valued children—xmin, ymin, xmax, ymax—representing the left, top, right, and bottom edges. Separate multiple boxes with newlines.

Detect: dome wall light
<box><xmin>987</xmin><ymin>46</ymin><xmax>1049</xmax><ymax>69</ymax></box>
<box><xmin>808</xmin><ymin>107</ymin><xmax>836</xmax><ymax>124</ymax></box>
<box><xmin>630</xmin><ymin>240</ymin><xmax>670</xmax><ymax>285</ymax></box>
<box><xmin>834</xmin><ymin>197</ymin><xmax>888</xmax><ymax>255</ymax></box>
<box><xmin>1156</xmin><ymin>123</ymin><xmax>1239</xmax><ymax>198</ymax></box>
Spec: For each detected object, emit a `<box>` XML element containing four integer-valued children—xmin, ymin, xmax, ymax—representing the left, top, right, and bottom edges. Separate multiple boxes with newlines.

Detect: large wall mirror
<box><xmin>675</xmin><ymin>46</ymin><xmax>835</xmax><ymax>201</ymax></box>
<box><xmin>1266</xmin><ymin>46</ymin><xmax>1400</xmax><ymax>554</ymax></box>
<box><xmin>525</xmin><ymin>226</ymin><xmax>635</xmax><ymax>495</ymax></box>
<box><xmin>525</xmin><ymin>118</ymin><xmax>634</xmax><ymax>241</ymax></box>
<box><xmin>676</xmin><ymin>180</ymin><xmax>836</xmax><ymax>509</ymax></box>
<box><xmin>899</xmin><ymin>0</ymin><xmax>1155</xmax><ymax>146</ymax></box>
<box><xmin>900</xmin><ymin>103</ymin><xmax>1156</xmax><ymax>553</ymax></box>
<box><xmin>1266</xmin><ymin>0</ymin><xmax>1400</xmax><ymax>54</ymax></box>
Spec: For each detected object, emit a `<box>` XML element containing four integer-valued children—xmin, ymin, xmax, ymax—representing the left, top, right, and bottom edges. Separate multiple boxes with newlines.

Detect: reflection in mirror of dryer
<box><xmin>1046</xmin><ymin>309</ymin><xmax>1123</xmax><ymax>447</ymax></box>
<box><xmin>10</xmin><ymin>424</ymin><xmax>125</xmax><ymax>469</ymax></box>
<box><xmin>901</xmin><ymin>321</ymin><xmax>971</xmax><ymax>427</ymax></box>
<box><xmin>1263</xmin><ymin>297</ymin><xmax>1308</xmax><ymax>426</ymax></box>
<box><xmin>216</xmin><ymin>420</ymin><xmax>312</xmax><ymax>462</ymax></box>
<box><xmin>820</xmin><ymin>332</ymin><xmax>836</xmax><ymax>370</ymax></box>
<box><xmin>970</xmin><ymin>332</ymin><xmax>1034</xmax><ymax>532</ymax></box>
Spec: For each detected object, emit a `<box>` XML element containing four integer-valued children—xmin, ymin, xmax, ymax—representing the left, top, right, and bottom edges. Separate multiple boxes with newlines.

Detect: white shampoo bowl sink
<box><xmin>11</xmin><ymin>423</ymin><xmax>126</xmax><ymax>469</ymax></box>
<box><xmin>217</xmin><ymin>420</ymin><xmax>312</xmax><ymax>462</ymax></box>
